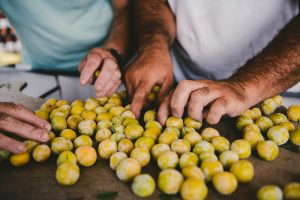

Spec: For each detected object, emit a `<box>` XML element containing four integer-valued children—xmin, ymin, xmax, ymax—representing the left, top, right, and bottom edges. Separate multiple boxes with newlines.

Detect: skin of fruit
<box><xmin>164</xmin><ymin>126</ymin><xmax>180</xmax><ymax>137</ymax></box>
<box><xmin>241</xmin><ymin>109</ymin><xmax>259</xmax><ymax>120</ymax></box>
<box><xmin>157</xmin><ymin>151</ymin><xmax>179</xmax><ymax>170</ymax></box>
<box><xmin>158</xmin><ymin>132</ymin><xmax>178</xmax><ymax>145</ymax></box>
<box><xmin>269</xmin><ymin>113</ymin><xmax>288</xmax><ymax>125</ymax></box>
<box><xmin>151</xmin><ymin>143</ymin><xmax>170</xmax><ymax>160</ymax></box>
<box><xmin>94</xmin><ymin>106</ymin><xmax>108</xmax><ymax>114</ymax></box>
<box><xmin>287</xmin><ymin>105</ymin><xmax>300</xmax><ymax>121</ymax></box>
<box><xmin>267</xmin><ymin>125</ymin><xmax>289</xmax><ymax>145</ymax></box>
<box><xmin>171</xmin><ymin>139</ymin><xmax>191</xmax><ymax>155</ymax></box>
<box><xmin>230</xmin><ymin>160</ymin><xmax>254</xmax><ymax>182</ymax></box>
<box><xmin>143</xmin><ymin>127</ymin><xmax>161</xmax><ymax>141</ymax></box>
<box><xmin>75</xmin><ymin>146</ymin><xmax>97</xmax><ymax>167</ymax></box>
<box><xmin>124</xmin><ymin>124</ymin><xmax>144</xmax><ymax>140</ymax></box>
<box><xmin>290</xmin><ymin>128</ymin><xmax>300</xmax><ymax>145</ymax></box>
<box><xmin>96</xmin><ymin>112</ymin><xmax>113</xmax><ymax>122</ymax></box>
<box><xmin>219</xmin><ymin>150</ymin><xmax>239</xmax><ymax>168</ymax></box>
<box><xmin>255</xmin><ymin>116</ymin><xmax>274</xmax><ymax>132</ymax></box>
<box><xmin>98</xmin><ymin>139</ymin><xmax>117</xmax><ymax>159</ymax></box>
<box><xmin>56</xmin><ymin>163</ymin><xmax>80</xmax><ymax>186</ymax></box>
<box><xmin>135</xmin><ymin>137</ymin><xmax>155</xmax><ymax>151</ymax></box>
<box><xmin>81</xmin><ymin>110</ymin><xmax>97</xmax><ymax>121</ymax></box>
<box><xmin>70</xmin><ymin>106</ymin><xmax>84</xmax><ymax>116</ymax></box>
<box><xmin>183</xmin><ymin>131</ymin><xmax>202</xmax><ymax>146</ymax></box>
<box><xmin>273</xmin><ymin>95</ymin><xmax>284</xmax><ymax>107</ymax></box>
<box><xmin>201</xmin><ymin>159</ymin><xmax>224</xmax><ymax>181</ymax></box>
<box><xmin>116</xmin><ymin>158</ymin><xmax>141</xmax><ymax>182</ymax></box>
<box><xmin>257</xmin><ymin>185</ymin><xmax>283</xmax><ymax>200</ymax></box>
<box><xmin>230</xmin><ymin>139</ymin><xmax>251</xmax><ymax>159</ymax></box>
<box><xmin>236</xmin><ymin>116</ymin><xmax>254</xmax><ymax>131</ymax></box>
<box><xmin>35</xmin><ymin>109</ymin><xmax>50</xmax><ymax>121</ymax></box>
<box><xmin>130</xmin><ymin>147</ymin><xmax>151</xmax><ymax>167</ymax></box>
<box><xmin>51</xmin><ymin>137</ymin><xmax>73</xmax><ymax>154</ymax></box>
<box><xmin>111</xmin><ymin>116</ymin><xmax>124</xmax><ymax>126</ymax></box>
<box><xmin>180</xmin><ymin>178</ymin><xmax>208</xmax><ymax>200</ymax></box>
<box><xmin>256</xmin><ymin>140</ymin><xmax>279</xmax><ymax>161</ymax></box>
<box><xmin>51</xmin><ymin>115</ymin><xmax>67</xmax><ymax>133</ymax></box>
<box><xmin>57</xmin><ymin>151</ymin><xmax>77</xmax><ymax>166</ymax></box>
<box><xmin>56</xmin><ymin>100</ymin><xmax>69</xmax><ymax>108</ymax></box>
<box><xmin>143</xmin><ymin>110</ymin><xmax>156</xmax><ymax>123</ymax></box>
<box><xmin>158</xmin><ymin>169</ymin><xmax>183</xmax><ymax>195</ymax></box>
<box><xmin>97</xmin><ymin>120</ymin><xmax>113</xmax><ymax>130</ymax></box>
<box><xmin>243</xmin><ymin>124</ymin><xmax>261</xmax><ymax>134</ymax></box>
<box><xmin>60</xmin><ymin>129</ymin><xmax>77</xmax><ymax>141</ymax></box>
<box><xmin>84</xmin><ymin>101</ymin><xmax>99</xmax><ymax>111</ymax></box>
<box><xmin>118</xmin><ymin>139</ymin><xmax>134</xmax><ymax>154</ymax></box>
<box><xmin>211</xmin><ymin>136</ymin><xmax>230</xmax><ymax>153</ymax></box>
<box><xmin>261</xmin><ymin>98</ymin><xmax>278</xmax><ymax>115</ymax></box>
<box><xmin>67</xmin><ymin>115</ymin><xmax>83</xmax><ymax>130</ymax></box>
<box><xmin>97</xmin><ymin>96</ymin><xmax>108</xmax><ymax>106</ymax></box>
<box><xmin>24</xmin><ymin>140</ymin><xmax>38</xmax><ymax>153</ymax></box>
<box><xmin>110</xmin><ymin>133</ymin><xmax>125</xmax><ymax>143</ymax></box>
<box><xmin>145</xmin><ymin>120</ymin><xmax>162</xmax><ymax>130</ymax></box>
<box><xmin>109</xmin><ymin>106</ymin><xmax>125</xmax><ymax>117</ymax></box>
<box><xmin>95</xmin><ymin>128</ymin><xmax>112</xmax><ymax>142</ymax></box>
<box><xmin>201</xmin><ymin>127</ymin><xmax>220</xmax><ymax>141</ymax></box>
<box><xmin>280</xmin><ymin>122</ymin><xmax>295</xmax><ymax>132</ymax></box>
<box><xmin>184</xmin><ymin>116</ymin><xmax>202</xmax><ymax>130</ymax></box>
<box><xmin>179</xmin><ymin>152</ymin><xmax>199</xmax><ymax>169</ymax></box>
<box><xmin>74</xmin><ymin>135</ymin><xmax>93</xmax><ymax>148</ymax></box>
<box><xmin>110</xmin><ymin>152</ymin><xmax>128</xmax><ymax>170</ymax></box>
<box><xmin>123</xmin><ymin>118</ymin><xmax>139</xmax><ymax>127</ymax></box>
<box><xmin>166</xmin><ymin>117</ymin><xmax>184</xmax><ymax>129</ymax></box>
<box><xmin>121</xmin><ymin>110</ymin><xmax>136</xmax><ymax>119</ymax></box>
<box><xmin>78</xmin><ymin>120</ymin><xmax>96</xmax><ymax>136</ymax></box>
<box><xmin>111</xmin><ymin>124</ymin><xmax>125</xmax><ymax>134</ymax></box>
<box><xmin>181</xmin><ymin>126</ymin><xmax>196</xmax><ymax>137</ymax></box>
<box><xmin>212</xmin><ymin>172</ymin><xmax>238</xmax><ymax>195</ymax></box>
<box><xmin>181</xmin><ymin>166</ymin><xmax>205</xmax><ymax>180</ymax></box>
<box><xmin>243</xmin><ymin>130</ymin><xmax>265</xmax><ymax>150</ymax></box>
<box><xmin>198</xmin><ymin>152</ymin><xmax>218</xmax><ymax>162</ymax></box>
<box><xmin>193</xmin><ymin>141</ymin><xmax>215</xmax><ymax>156</ymax></box>
<box><xmin>71</xmin><ymin>99</ymin><xmax>84</xmax><ymax>107</ymax></box>
<box><xmin>283</xmin><ymin>182</ymin><xmax>300</xmax><ymax>200</ymax></box>
<box><xmin>132</xmin><ymin>174</ymin><xmax>156</xmax><ymax>198</ymax></box>
<box><xmin>10</xmin><ymin>152</ymin><xmax>30</xmax><ymax>167</ymax></box>
<box><xmin>108</xmin><ymin>97</ymin><xmax>122</xmax><ymax>106</ymax></box>
<box><xmin>32</xmin><ymin>144</ymin><xmax>51</xmax><ymax>162</ymax></box>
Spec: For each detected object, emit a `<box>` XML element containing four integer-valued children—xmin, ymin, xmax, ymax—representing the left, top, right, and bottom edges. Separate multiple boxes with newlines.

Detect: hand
<box><xmin>157</xmin><ymin>80</ymin><xmax>249</xmax><ymax>125</ymax></box>
<box><xmin>0</xmin><ymin>102</ymin><xmax>51</xmax><ymax>154</ymax></box>
<box><xmin>125</xmin><ymin>50</ymin><xmax>173</xmax><ymax>117</ymax></box>
<box><xmin>78</xmin><ymin>48</ymin><xmax>122</xmax><ymax>97</ymax></box>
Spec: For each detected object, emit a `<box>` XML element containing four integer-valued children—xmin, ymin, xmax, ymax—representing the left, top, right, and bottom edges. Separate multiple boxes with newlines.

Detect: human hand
<box><xmin>78</xmin><ymin>48</ymin><xmax>122</xmax><ymax>97</ymax></box>
<box><xmin>0</xmin><ymin>102</ymin><xmax>51</xmax><ymax>154</ymax></box>
<box><xmin>125</xmin><ymin>50</ymin><xmax>173</xmax><ymax>118</ymax></box>
<box><xmin>157</xmin><ymin>80</ymin><xmax>249</xmax><ymax>125</ymax></box>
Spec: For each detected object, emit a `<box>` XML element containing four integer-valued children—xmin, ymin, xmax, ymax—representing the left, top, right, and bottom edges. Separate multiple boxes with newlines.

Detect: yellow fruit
<box><xmin>123</xmin><ymin>118</ymin><xmax>139</xmax><ymax>126</ymax></box>
<box><xmin>110</xmin><ymin>133</ymin><xmax>125</xmax><ymax>143</ymax></box>
<box><xmin>219</xmin><ymin>150</ymin><xmax>239</xmax><ymax>168</ymax></box>
<box><xmin>0</xmin><ymin>149</ymin><xmax>10</xmax><ymax>160</ymax></box>
<box><xmin>56</xmin><ymin>163</ymin><xmax>80</xmax><ymax>186</ymax></box>
<box><xmin>75</xmin><ymin>146</ymin><xmax>97</xmax><ymax>167</ymax></box>
<box><xmin>230</xmin><ymin>160</ymin><xmax>254</xmax><ymax>182</ymax></box>
<box><xmin>243</xmin><ymin>124</ymin><xmax>261</xmax><ymax>134</ymax></box>
<box><xmin>280</xmin><ymin>122</ymin><xmax>295</xmax><ymax>132</ymax></box>
<box><xmin>290</xmin><ymin>128</ymin><xmax>300</xmax><ymax>145</ymax></box>
<box><xmin>164</xmin><ymin>126</ymin><xmax>180</xmax><ymax>137</ymax></box>
<box><xmin>84</xmin><ymin>101</ymin><xmax>99</xmax><ymax>111</ymax></box>
<box><xmin>51</xmin><ymin>137</ymin><xmax>73</xmax><ymax>154</ymax></box>
<box><xmin>51</xmin><ymin>115</ymin><xmax>67</xmax><ymax>133</ymax></box>
<box><xmin>96</xmin><ymin>112</ymin><xmax>113</xmax><ymax>122</ymax></box>
<box><xmin>60</xmin><ymin>129</ymin><xmax>77</xmax><ymax>141</ymax></box>
<box><xmin>201</xmin><ymin>159</ymin><xmax>223</xmax><ymax>181</ymax></box>
<box><xmin>78</xmin><ymin>120</ymin><xmax>96</xmax><ymax>136</ymax></box>
<box><xmin>71</xmin><ymin>99</ymin><xmax>84</xmax><ymax>107</ymax></box>
<box><xmin>116</xmin><ymin>158</ymin><xmax>141</xmax><ymax>182</ymax></box>
<box><xmin>171</xmin><ymin>139</ymin><xmax>191</xmax><ymax>155</ymax></box>
<box><xmin>183</xmin><ymin>131</ymin><xmax>202</xmax><ymax>146</ymax></box>
<box><xmin>50</xmin><ymin>108</ymin><xmax>65</xmax><ymax>119</ymax></box>
<box><xmin>284</xmin><ymin>182</ymin><xmax>300</xmax><ymax>200</ymax></box>
<box><xmin>201</xmin><ymin>127</ymin><xmax>220</xmax><ymax>141</ymax></box>
<box><xmin>124</xmin><ymin>124</ymin><xmax>144</xmax><ymax>140</ymax></box>
<box><xmin>104</xmin><ymin>103</ymin><xmax>116</xmax><ymax>110</ymax></box>
<box><xmin>111</xmin><ymin>124</ymin><xmax>125</xmax><ymax>134</ymax></box>
<box><xmin>287</xmin><ymin>105</ymin><xmax>300</xmax><ymax>121</ymax></box>
<box><xmin>24</xmin><ymin>140</ymin><xmax>38</xmax><ymax>153</ymax></box>
<box><xmin>143</xmin><ymin>127</ymin><xmax>161</xmax><ymax>141</ymax></box>
<box><xmin>57</xmin><ymin>151</ymin><xmax>77</xmax><ymax>166</ymax></box>
<box><xmin>273</xmin><ymin>95</ymin><xmax>284</xmax><ymax>107</ymax></box>
<box><xmin>257</xmin><ymin>185</ymin><xmax>283</xmax><ymax>200</ymax></box>
<box><xmin>166</xmin><ymin>117</ymin><xmax>184</xmax><ymax>129</ymax></box>
<box><xmin>48</xmin><ymin>131</ymin><xmax>56</xmax><ymax>142</ymax></box>
<box><xmin>151</xmin><ymin>143</ymin><xmax>170</xmax><ymax>160</ymax></box>
<box><xmin>261</xmin><ymin>98</ymin><xmax>278</xmax><ymax>115</ymax></box>
<box><xmin>269</xmin><ymin>113</ymin><xmax>288</xmax><ymax>125</ymax></box>
<box><xmin>198</xmin><ymin>152</ymin><xmax>218</xmax><ymax>162</ymax></box>
<box><xmin>267</xmin><ymin>125</ymin><xmax>289</xmax><ymax>145</ymax></box>
<box><xmin>56</xmin><ymin>100</ymin><xmax>69</xmax><ymax>108</ymax></box>
<box><xmin>32</xmin><ymin>144</ymin><xmax>51</xmax><ymax>162</ymax></box>
<box><xmin>46</xmin><ymin>98</ymin><xmax>58</xmax><ymax>105</ymax></box>
<box><xmin>94</xmin><ymin>106</ymin><xmax>108</xmax><ymax>114</ymax></box>
<box><xmin>95</xmin><ymin>128</ymin><xmax>112</xmax><ymax>142</ymax></box>
<box><xmin>67</xmin><ymin>115</ymin><xmax>83</xmax><ymax>130</ymax></box>
<box><xmin>70</xmin><ymin>105</ymin><xmax>84</xmax><ymax>116</ymax></box>
<box><xmin>10</xmin><ymin>152</ymin><xmax>30</xmax><ymax>167</ymax></box>
<box><xmin>193</xmin><ymin>141</ymin><xmax>215</xmax><ymax>156</ymax></box>
<box><xmin>158</xmin><ymin>169</ymin><xmax>183</xmax><ymax>195</ymax></box>
<box><xmin>35</xmin><ymin>109</ymin><xmax>50</xmax><ymax>121</ymax></box>
<box><xmin>257</xmin><ymin>140</ymin><xmax>279</xmax><ymax>161</ymax></box>
<box><xmin>98</xmin><ymin>139</ymin><xmax>117</xmax><ymax>159</ymax></box>
<box><xmin>40</xmin><ymin>102</ymin><xmax>56</xmax><ymax>112</ymax></box>
<box><xmin>158</xmin><ymin>132</ymin><xmax>178</xmax><ymax>145</ymax></box>
<box><xmin>108</xmin><ymin>97</ymin><xmax>122</xmax><ymax>106</ymax></box>
<box><xmin>97</xmin><ymin>120</ymin><xmax>112</xmax><ymax>130</ymax></box>
<box><xmin>97</xmin><ymin>96</ymin><xmax>108</xmax><ymax>106</ymax></box>
<box><xmin>241</xmin><ymin>109</ymin><xmax>259</xmax><ymax>120</ymax></box>
<box><xmin>130</xmin><ymin>147</ymin><xmax>150</xmax><ymax>167</ymax></box>
<box><xmin>148</xmin><ymin>92</ymin><xmax>156</xmax><ymax>102</ymax></box>
<box><xmin>111</xmin><ymin>116</ymin><xmax>124</xmax><ymax>125</ymax></box>
<box><xmin>157</xmin><ymin>151</ymin><xmax>179</xmax><ymax>170</ymax></box>
<box><xmin>121</xmin><ymin>110</ymin><xmax>136</xmax><ymax>119</ymax></box>
<box><xmin>118</xmin><ymin>139</ymin><xmax>134</xmax><ymax>154</ymax></box>
<box><xmin>81</xmin><ymin>110</ymin><xmax>97</xmax><ymax>120</ymax></box>
<box><xmin>243</xmin><ymin>130</ymin><xmax>265</xmax><ymax>150</ymax></box>
<box><xmin>230</xmin><ymin>139</ymin><xmax>251</xmax><ymax>159</ymax></box>
<box><xmin>252</xmin><ymin>107</ymin><xmax>262</xmax><ymax>118</ymax></box>
<box><xmin>145</xmin><ymin>120</ymin><xmax>162</xmax><ymax>130</ymax></box>
<box><xmin>184</xmin><ymin>116</ymin><xmax>202</xmax><ymax>130</ymax></box>
<box><xmin>110</xmin><ymin>152</ymin><xmax>127</xmax><ymax>170</ymax></box>
<box><xmin>212</xmin><ymin>172</ymin><xmax>237</xmax><ymax>195</ymax></box>
<box><xmin>211</xmin><ymin>136</ymin><xmax>230</xmax><ymax>153</ymax></box>
<box><xmin>132</xmin><ymin>174</ymin><xmax>155</xmax><ymax>198</ymax></box>
<box><xmin>74</xmin><ymin>135</ymin><xmax>93</xmax><ymax>148</ymax></box>
<box><xmin>109</xmin><ymin>106</ymin><xmax>125</xmax><ymax>116</ymax></box>
<box><xmin>182</xmin><ymin>166</ymin><xmax>205</xmax><ymax>180</ymax></box>
<box><xmin>181</xmin><ymin>126</ymin><xmax>196</xmax><ymax>137</ymax></box>
<box><xmin>236</xmin><ymin>116</ymin><xmax>254</xmax><ymax>131</ymax></box>
<box><xmin>135</xmin><ymin>137</ymin><xmax>155</xmax><ymax>151</ymax></box>
<box><xmin>255</xmin><ymin>116</ymin><xmax>274</xmax><ymax>132</ymax></box>
<box><xmin>180</xmin><ymin>178</ymin><xmax>208</xmax><ymax>200</ymax></box>
<box><xmin>143</xmin><ymin>110</ymin><xmax>156</xmax><ymax>123</ymax></box>
<box><xmin>179</xmin><ymin>152</ymin><xmax>199</xmax><ymax>169</ymax></box>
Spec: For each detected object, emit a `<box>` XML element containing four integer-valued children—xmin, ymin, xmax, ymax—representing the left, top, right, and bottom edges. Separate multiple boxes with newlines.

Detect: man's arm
<box><xmin>125</xmin><ymin>0</ymin><xmax>176</xmax><ymax>117</ymax></box>
<box><xmin>79</xmin><ymin>0</ymin><xmax>130</xmax><ymax>97</ymax></box>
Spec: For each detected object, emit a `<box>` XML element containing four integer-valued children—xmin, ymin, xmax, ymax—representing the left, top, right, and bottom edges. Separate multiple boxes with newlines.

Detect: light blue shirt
<box><xmin>0</xmin><ymin>0</ymin><xmax>113</xmax><ymax>72</ymax></box>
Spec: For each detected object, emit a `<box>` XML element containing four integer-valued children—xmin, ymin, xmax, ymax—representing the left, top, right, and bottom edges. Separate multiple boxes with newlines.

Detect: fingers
<box><xmin>131</xmin><ymin>81</ymin><xmax>154</xmax><ymax>118</ymax></box>
<box><xmin>0</xmin><ymin>102</ymin><xmax>51</xmax><ymax>131</ymax></box>
<box><xmin>78</xmin><ymin>55</ymin><xmax>87</xmax><ymax>73</ymax></box>
<box><xmin>80</xmin><ymin>52</ymin><xmax>102</xmax><ymax>85</ymax></box>
<box><xmin>0</xmin><ymin>114</ymin><xmax>50</xmax><ymax>143</ymax></box>
<box><xmin>107</xmin><ymin>80</ymin><xmax>122</xmax><ymax>97</ymax></box>
<box><xmin>94</xmin><ymin>58</ymin><xmax>119</xmax><ymax>96</ymax></box>
<box><xmin>0</xmin><ymin>133</ymin><xmax>26</xmax><ymax>154</ymax></box>
<box><xmin>187</xmin><ymin>87</ymin><xmax>220</xmax><ymax>121</ymax></box>
<box><xmin>206</xmin><ymin>98</ymin><xmax>228</xmax><ymax>124</ymax></box>
<box><xmin>98</xmin><ymin>70</ymin><xmax>121</xmax><ymax>97</ymax></box>
<box><xmin>170</xmin><ymin>80</ymin><xmax>205</xmax><ymax>118</ymax></box>
<box><xmin>157</xmin><ymin>78</ymin><xmax>173</xmax><ymax>104</ymax></box>
<box><xmin>157</xmin><ymin>92</ymin><xmax>172</xmax><ymax>125</ymax></box>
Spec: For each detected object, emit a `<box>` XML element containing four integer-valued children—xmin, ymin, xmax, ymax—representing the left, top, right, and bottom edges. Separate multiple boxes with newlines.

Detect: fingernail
<box><xmin>81</xmin><ymin>79</ymin><xmax>86</xmax><ymax>85</ymax></box>
<box><xmin>41</xmin><ymin>133</ymin><xmax>50</xmax><ymax>142</ymax></box>
<box><xmin>17</xmin><ymin>145</ymin><xmax>26</xmax><ymax>153</ymax></box>
<box><xmin>44</xmin><ymin>122</ymin><xmax>52</xmax><ymax>131</ymax></box>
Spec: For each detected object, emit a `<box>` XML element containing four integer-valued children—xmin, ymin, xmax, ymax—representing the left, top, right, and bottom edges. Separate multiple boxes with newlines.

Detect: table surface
<box><xmin>0</xmin><ymin>82</ymin><xmax>299</xmax><ymax>200</ymax></box>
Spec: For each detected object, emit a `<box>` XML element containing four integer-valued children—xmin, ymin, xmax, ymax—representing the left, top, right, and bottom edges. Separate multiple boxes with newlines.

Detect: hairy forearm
<box><xmin>229</xmin><ymin>14</ymin><xmax>300</xmax><ymax>106</ymax></box>
<box><xmin>134</xmin><ymin>0</ymin><xmax>176</xmax><ymax>54</ymax></box>
<box><xmin>104</xmin><ymin>0</ymin><xmax>131</xmax><ymax>59</ymax></box>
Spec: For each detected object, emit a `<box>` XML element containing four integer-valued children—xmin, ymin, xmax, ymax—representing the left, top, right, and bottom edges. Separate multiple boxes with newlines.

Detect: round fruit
<box><xmin>164</xmin><ymin>126</ymin><xmax>180</xmax><ymax>137</ymax></box>
<box><xmin>98</xmin><ymin>139</ymin><xmax>117</xmax><ymax>159</ymax></box>
<box><xmin>95</xmin><ymin>128</ymin><xmax>112</xmax><ymax>142</ymax></box>
<box><xmin>211</xmin><ymin>136</ymin><xmax>230</xmax><ymax>153</ymax></box>
<box><xmin>166</xmin><ymin>117</ymin><xmax>184</xmax><ymax>129</ymax></box>
<box><xmin>56</xmin><ymin>99</ymin><xmax>69</xmax><ymax>108</ymax></box>
<box><xmin>35</xmin><ymin>109</ymin><xmax>50</xmax><ymax>121</ymax></box>
<box><xmin>241</xmin><ymin>109</ymin><xmax>259</xmax><ymax>120</ymax></box>
<box><xmin>124</xmin><ymin>124</ymin><xmax>144</xmax><ymax>140</ymax></box>
<box><xmin>255</xmin><ymin>116</ymin><xmax>274</xmax><ymax>132</ymax></box>
<box><xmin>24</xmin><ymin>140</ymin><xmax>38</xmax><ymax>153</ymax></box>
<box><xmin>236</xmin><ymin>116</ymin><xmax>254</xmax><ymax>131</ymax></box>
<box><xmin>130</xmin><ymin>147</ymin><xmax>150</xmax><ymax>167</ymax></box>
<box><xmin>290</xmin><ymin>128</ymin><xmax>300</xmax><ymax>145</ymax></box>
<box><xmin>273</xmin><ymin>95</ymin><xmax>284</xmax><ymax>107</ymax></box>
<box><xmin>75</xmin><ymin>146</ymin><xmax>97</xmax><ymax>167</ymax></box>
<box><xmin>143</xmin><ymin>127</ymin><xmax>161</xmax><ymax>141</ymax></box>
<box><xmin>110</xmin><ymin>152</ymin><xmax>127</xmax><ymax>170</ymax></box>
<box><xmin>116</xmin><ymin>158</ymin><xmax>141</xmax><ymax>182</ymax></box>
<box><xmin>158</xmin><ymin>169</ymin><xmax>183</xmax><ymax>195</ymax></box>
<box><xmin>157</xmin><ymin>151</ymin><xmax>179</xmax><ymax>170</ymax></box>
<box><xmin>199</xmin><ymin>152</ymin><xmax>218</xmax><ymax>162</ymax></box>
<box><xmin>94</xmin><ymin>106</ymin><xmax>107</xmax><ymax>114</ymax></box>
<box><xmin>135</xmin><ymin>137</ymin><xmax>155</xmax><ymax>151</ymax></box>
<box><xmin>97</xmin><ymin>96</ymin><xmax>108</xmax><ymax>105</ymax></box>
<box><xmin>181</xmin><ymin>126</ymin><xmax>196</xmax><ymax>137</ymax></box>
<box><xmin>32</xmin><ymin>144</ymin><xmax>51</xmax><ymax>162</ymax></box>
<box><xmin>111</xmin><ymin>124</ymin><xmax>124</xmax><ymax>134</ymax></box>
<box><xmin>74</xmin><ymin>135</ymin><xmax>92</xmax><ymax>148</ymax></box>
<box><xmin>51</xmin><ymin>115</ymin><xmax>67</xmax><ymax>133</ymax></box>
<box><xmin>179</xmin><ymin>152</ymin><xmax>199</xmax><ymax>169</ymax></box>
<box><xmin>180</xmin><ymin>178</ymin><xmax>208</xmax><ymax>200</ymax></box>
<box><xmin>284</xmin><ymin>182</ymin><xmax>300</xmax><ymax>200</ymax></box>
<box><xmin>118</xmin><ymin>139</ymin><xmax>134</xmax><ymax>154</ymax></box>
<box><xmin>201</xmin><ymin>159</ymin><xmax>223</xmax><ymax>181</ymax></box>
<box><xmin>67</xmin><ymin>115</ymin><xmax>82</xmax><ymax>130</ymax></box>
<box><xmin>257</xmin><ymin>185</ymin><xmax>283</xmax><ymax>200</ymax></box>
<box><xmin>132</xmin><ymin>174</ymin><xmax>156</xmax><ymax>198</ymax></box>
<box><xmin>182</xmin><ymin>166</ymin><xmax>205</xmax><ymax>180</ymax></box>
<box><xmin>151</xmin><ymin>143</ymin><xmax>170</xmax><ymax>159</ymax></box>
<box><xmin>57</xmin><ymin>151</ymin><xmax>77</xmax><ymax>166</ymax></box>
<box><xmin>145</xmin><ymin>120</ymin><xmax>162</xmax><ymax>130</ymax></box>
<box><xmin>243</xmin><ymin>130</ymin><xmax>265</xmax><ymax>150</ymax></box>
<box><xmin>261</xmin><ymin>98</ymin><xmax>277</xmax><ymax>115</ymax></box>
<box><xmin>60</xmin><ymin>129</ymin><xmax>77</xmax><ymax>141</ymax></box>
<box><xmin>56</xmin><ymin>163</ymin><xmax>80</xmax><ymax>186</ymax></box>
<box><xmin>184</xmin><ymin>116</ymin><xmax>202</xmax><ymax>130</ymax></box>
<box><xmin>108</xmin><ymin>97</ymin><xmax>122</xmax><ymax>106</ymax></box>
<box><xmin>212</xmin><ymin>172</ymin><xmax>237</xmax><ymax>195</ymax></box>
<box><xmin>71</xmin><ymin>99</ymin><xmax>84</xmax><ymax>107</ymax></box>
<box><xmin>193</xmin><ymin>141</ymin><xmax>215</xmax><ymax>156</ymax></box>
<box><xmin>70</xmin><ymin>105</ymin><xmax>84</xmax><ymax>116</ymax></box>
<box><xmin>158</xmin><ymin>132</ymin><xmax>178</xmax><ymax>145</ymax></box>
<box><xmin>121</xmin><ymin>110</ymin><xmax>136</xmax><ymax>119</ymax></box>
<box><xmin>171</xmin><ymin>139</ymin><xmax>191</xmax><ymax>155</ymax></box>
<box><xmin>109</xmin><ymin>106</ymin><xmax>125</xmax><ymax>117</ymax></box>
<box><xmin>183</xmin><ymin>131</ymin><xmax>202</xmax><ymax>146</ymax></box>
<box><xmin>201</xmin><ymin>127</ymin><xmax>220</xmax><ymax>141</ymax></box>
<box><xmin>243</xmin><ymin>124</ymin><xmax>261</xmax><ymax>134</ymax></box>
<box><xmin>51</xmin><ymin>137</ymin><xmax>73</xmax><ymax>154</ymax></box>
<box><xmin>10</xmin><ymin>152</ymin><xmax>30</xmax><ymax>167</ymax></box>
<box><xmin>81</xmin><ymin>110</ymin><xmax>97</xmax><ymax>121</ymax></box>
<box><xmin>219</xmin><ymin>150</ymin><xmax>239</xmax><ymax>168</ymax></box>
<box><xmin>257</xmin><ymin>140</ymin><xmax>279</xmax><ymax>161</ymax></box>
<box><xmin>280</xmin><ymin>122</ymin><xmax>295</xmax><ymax>132</ymax></box>
<box><xmin>230</xmin><ymin>160</ymin><xmax>254</xmax><ymax>182</ymax></box>
<box><xmin>97</xmin><ymin>120</ymin><xmax>112</xmax><ymax>130</ymax></box>
<box><xmin>267</xmin><ymin>125</ymin><xmax>289</xmax><ymax>145</ymax></box>
<box><xmin>287</xmin><ymin>105</ymin><xmax>300</xmax><ymax>121</ymax></box>
<box><xmin>269</xmin><ymin>113</ymin><xmax>288</xmax><ymax>125</ymax></box>
<box><xmin>230</xmin><ymin>139</ymin><xmax>251</xmax><ymax>159</ymax></box>
<box><xmin>96</xmin><ymin>112</ymin><xmax>113</xmax><ymax>122</ymax></box>
<box><xmin>143</xmin><ymin>110</ymin><xmax>156</xmax><ymax>123</ymax></box>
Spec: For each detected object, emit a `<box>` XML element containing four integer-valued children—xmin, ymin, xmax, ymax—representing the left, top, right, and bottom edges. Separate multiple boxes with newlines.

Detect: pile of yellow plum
<box><xmin>0</xmin><ymin>92</ymin><xmax>299</xmax><ymax>200</ymax></box>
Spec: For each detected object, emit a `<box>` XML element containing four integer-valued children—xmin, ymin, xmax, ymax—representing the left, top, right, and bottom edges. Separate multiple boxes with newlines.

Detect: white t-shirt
<box><xmin>168</xmin><ymin>0</ymin><xmax>299</xmax><ymax>81</ymax></box>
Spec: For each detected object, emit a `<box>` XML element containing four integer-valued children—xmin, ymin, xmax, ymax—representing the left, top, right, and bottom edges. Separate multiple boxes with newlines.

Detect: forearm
<box><xmin>134</xmin><ymin>0</ymin><xmax>176</xmax><ymax>54</ymax></box>
<box><xmin>229</xmin><ymin>14</ymin><xmax>300</xmax><ymax>107</ymax></box>
<box><xmin>103</xmin><ymin>0</ymin><xmax>131</xmax><ymax>59</ymax></box>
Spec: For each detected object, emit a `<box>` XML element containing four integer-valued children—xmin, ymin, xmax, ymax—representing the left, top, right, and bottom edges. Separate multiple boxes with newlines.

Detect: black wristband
<box><xmin>106</xmin><ymin>48</ymin><xmax>124</xmax><ymax>69</ymax></box>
